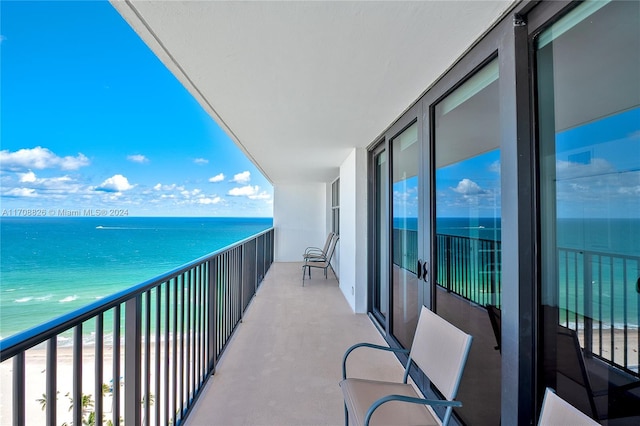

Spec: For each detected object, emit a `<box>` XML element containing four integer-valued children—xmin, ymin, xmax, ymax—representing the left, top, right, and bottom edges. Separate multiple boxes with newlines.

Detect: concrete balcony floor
<box><xmin>185</xmin><ymin>262</ymin><xmax>405</xmax><ymax>426</ymax></box>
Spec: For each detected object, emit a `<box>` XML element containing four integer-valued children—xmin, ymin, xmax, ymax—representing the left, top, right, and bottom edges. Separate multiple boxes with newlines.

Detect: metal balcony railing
<box><xmin>394</xmin><ymin>228</ymin><xmax>639</xmax><ymax>375</ymax></box>
<box><xmin>0</xmin><ymin>228</ymin><xmax>274</xmax><ymax>426</ymax></box>
<box><xmin>435</xmin><ymin>233</ymin><xmax>502</xmax><ymax>308</ymax></box>
<box><xmin>558</xmin><ymin>247</ymin><xmax>640</xmax><ymax>374</ymax></box>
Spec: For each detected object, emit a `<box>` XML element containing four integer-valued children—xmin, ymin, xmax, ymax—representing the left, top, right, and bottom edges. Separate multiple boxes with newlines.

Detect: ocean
<box><xmin>398</xmin><ymin>216</ymin><xmax>639</xmax><ymax>327</ymax></box>
<box><xmin>0</xmin><ymin>217</ymin><xmax>272</xmax><ymax>339</ymax></box>
<box><xmin>2</xmin><ymin>216</ymin><xmax>638</xmax><ymax>339</ymax></box>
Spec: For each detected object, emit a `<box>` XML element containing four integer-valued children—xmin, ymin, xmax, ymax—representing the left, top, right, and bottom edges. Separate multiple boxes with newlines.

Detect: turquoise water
<box><xmin>431</xmin><ymin>217</ymin><xmax>639</xmax><ymax>327</ymax></box>
<box><xmin>0</xmin><ymin>217</ymin><xmax>272</xmax><ymax>339</ymax></box>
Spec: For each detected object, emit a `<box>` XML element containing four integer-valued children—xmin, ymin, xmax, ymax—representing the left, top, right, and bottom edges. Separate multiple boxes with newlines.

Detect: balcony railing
<box><xmin>558</xmin><ymin>247</ymin><xmax>640</xmax><ymax>374</ymax></box>
<box><xmin>435</xmin><ymin>233</ymin><xmax>502</xmax><ymax>308</ymax></box>
<box><xmin>0</xmin><ymin>228</ymin><xmax>274</xmax><ymax>426</ymax></box>
<box><xmin>395</xmin><ymin>228</ymin><xmax>639</xmax><ymax>375</ymax></box>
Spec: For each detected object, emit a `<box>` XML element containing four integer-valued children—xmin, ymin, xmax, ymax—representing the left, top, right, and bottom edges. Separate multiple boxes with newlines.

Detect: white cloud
<box><xmin>4</xmin><ymin>188</ymin><xmax>38</xmax><ymax>198</ymax></box>
<box><xmin>18</xmin><ymin>171</ymin><xmax>37</xmax><ymax>183</ymax></box>
<box><xmin>209</xmin><ymin>173</ymin><xmax>225</xmax><ymax>183</ymax></box>
<box><xmin>489</xmin><ymin>160</ymin><xmax>501</xmax><ymax>174</ymax></box>
<box><xmin>153</xmin><ymin>183</ymin><xmax>185</xmax><ymax>191</ymax></box>
<box><xmin>0</xmin><ymin>35</ymin><xmax>6</xmax><ymax>44</ymax></box>
<box><xmin>228</xmin><ymin>185</ymin><xmax>271</xmax><ymax>200</ymax></box>
<box><xmin>198</xmin><ymin>196</ymin><xmax>222</xmax><ymax>205</ymax></box>
<box><xmin>194</xmin><ymin>158</ymin><xmax>209</xmax><ymax>165</ymax></box>
<box><xmin>231</xmin><ymin>171</ymin><xmax>251</xmax><ymax>184</ymax></box>
<box><xmin>127</xmin><ymin>154</ymin><xmax>149</xmax><ymax>164</ymax></box>
<box><xmin>249</xmin><ymin>191</ymin><xmax>271</xmax><ymax>200</ymax></box>
<box><xmin>0</xmin><ymin>147</ymin><xmax>89</xmax><ymax>171</ymax></box>
<box><xmin>179</xmin><ymin>188</ymin><xmax>203</xmax><ymax>199</ymax></box>
<box><xmin>228</xmin><ymin>185</ymin><xmax>258</xmax><ymax>197</ymax></box>
<box><xmin>8</xmin><ymin>171</ymin><xmax>78</xmax><ymax>197</ymax></box>
<box><xmin>452</xmin><ymin>178</ymin><xmax>486</xmax><ymax>195</ymax></box>
<box><xmin>96</xmin><ymin>174</ymin><xmax>134</xmax><ymax>192</ymax></box>
<box><xmin>618</xmin><ymin>185</ymin><xmax>640</xmax><ymax>195</ymax></box>
<box><xmin>556</xmin><ymin>158</ymin><xmax>615</xmax><ymax>180</ymax></box>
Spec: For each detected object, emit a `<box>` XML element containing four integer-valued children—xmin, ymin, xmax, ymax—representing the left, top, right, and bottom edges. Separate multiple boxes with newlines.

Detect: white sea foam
<box><xmin>36</xmin><ymin>295</ymin><xmax>53</xmax><ymax>301</ymax></box>
<box><xmin>15</xmin><ymin>297</ymin><xmax>33</xmax><ymax>303</ymax></box>
<box><xmin>59</xmin><ymin>295</ymin><xmax>78</xmax><ymax>303</ymax></box>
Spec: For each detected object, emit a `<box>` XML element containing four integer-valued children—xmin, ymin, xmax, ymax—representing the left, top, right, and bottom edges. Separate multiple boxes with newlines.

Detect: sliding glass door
<box><xmin>391</xmin><ymin>122</ymin><xmax>420</xmax><ymax>349</ymax></box>
<box><xmin>370</xmin><ymin>114</ymin><xmax>422</xmax><ymax>350</ymax></box>
<box><xmin>433</xmin><ymin>59</ymin><xmax>502</xmax><ymax>425</ymax></box>
<box><xmin>372</xmin><ymin>147</ymin><xmax>389</xmax><ymax>324</ymax></box>
<box><xmin>537</xmin><ymin>1</ymin><xmax>640</xmax><ymax>421</ymax></box>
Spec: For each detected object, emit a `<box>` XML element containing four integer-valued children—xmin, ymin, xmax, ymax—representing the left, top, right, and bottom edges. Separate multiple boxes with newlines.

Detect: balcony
<box><xmin>2</xmin><ymin>228</ymin><xmax>637</xmax><ymax>425</ymax></box>
<box><xmin>0</xmin><ymin>230</ymin><xmax>404</xmax><ymax>426</ymax></box>
<box><xmin>184</xmin><ymin>262</ymin><xmax>403</xmax><ymax>426</ymax></box>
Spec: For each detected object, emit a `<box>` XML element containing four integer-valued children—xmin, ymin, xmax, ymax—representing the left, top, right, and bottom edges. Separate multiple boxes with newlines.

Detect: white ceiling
<box><xmin>111</xmin><ymin>0</ymin><xmax>515</xmax><ymax>184</ymax></box>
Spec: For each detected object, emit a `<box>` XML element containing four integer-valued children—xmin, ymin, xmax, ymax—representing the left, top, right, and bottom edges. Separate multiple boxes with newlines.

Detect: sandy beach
<box><xmin>0</xmin><ymin>345</ymin><xmax>123</xmax><ymax>425</ymax></box>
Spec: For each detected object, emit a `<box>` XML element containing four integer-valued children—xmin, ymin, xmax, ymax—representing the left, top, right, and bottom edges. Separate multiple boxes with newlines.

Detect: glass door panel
<box><xmin>373</xmin><ymin>149</ymin><xmax>389</xmax><ymax>322</ymax></box>
<box><xmin>434</xmin><ymin>59</ymin><xmax>501</xmax><ymax>425</ymax></box>
<box><xmin>537</xmin><ymin>1</ymin><xmax>640</xmax><ymax>421</ymax></box>
<box><xmin>391</xmin><ymin>122</ymin><xmax>420</xmax><ymax>349</ymax></box>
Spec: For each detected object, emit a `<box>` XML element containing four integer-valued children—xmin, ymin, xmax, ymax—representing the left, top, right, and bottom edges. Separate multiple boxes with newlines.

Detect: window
<box><xmin>331</xmin><ymin>178</ymin><xmax>340</xmax><ymax>235</ymax></box>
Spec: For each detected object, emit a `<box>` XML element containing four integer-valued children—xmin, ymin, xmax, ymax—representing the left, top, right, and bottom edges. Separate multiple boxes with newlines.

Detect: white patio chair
<box><xmin>538</xmin><ymin>387</ymin><xmax>600</xmax><ymax>425</ymax></box>
<box><xmin>339</xmin><ymin>306</ymin><xmax>472</xmax><ymax>425</ymax></box>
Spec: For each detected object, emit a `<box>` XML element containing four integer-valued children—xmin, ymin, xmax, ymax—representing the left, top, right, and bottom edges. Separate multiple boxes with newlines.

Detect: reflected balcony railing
<box><xmin>394</xmin><ymin>228</ymin><xmax>639</xmax><ymax>376</ymax></box>
<box><xmin>0</xmin><ymin>228</ymin><xmax>274</xmax><ymax>426</ymax></box>
<box><xmin>558</xmin><ymin>247</ymin><xmax>640</xmax><ymax>375</ymax></box>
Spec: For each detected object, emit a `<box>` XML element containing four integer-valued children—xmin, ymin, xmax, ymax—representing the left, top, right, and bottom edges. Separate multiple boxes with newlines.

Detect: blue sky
<box><xmin>1</xmin><ymin>1</ymin><xmax>273</xmax><ymax>217</ymax></box>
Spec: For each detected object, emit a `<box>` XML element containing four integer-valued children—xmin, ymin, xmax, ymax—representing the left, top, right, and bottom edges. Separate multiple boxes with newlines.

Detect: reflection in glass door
<box><xmin>391</xmin><ymin>122</ymin><xmax>419</xmax><ymax>349</ymax></box>
<box><xmin>434</xmin><ymin>59</ymin><xmax>501</xmax><ymax>425</ymax></box>
<box><xmin>537</xmin><ymin>1</ymin><xmax>640</xmax><ymax>422</ymax></box>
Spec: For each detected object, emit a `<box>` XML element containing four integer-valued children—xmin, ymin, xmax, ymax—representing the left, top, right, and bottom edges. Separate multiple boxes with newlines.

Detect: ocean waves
<box><xmin>12</xmin><ymin>294</ymin><xmax>75</xmax><ymax>303</ymax></box>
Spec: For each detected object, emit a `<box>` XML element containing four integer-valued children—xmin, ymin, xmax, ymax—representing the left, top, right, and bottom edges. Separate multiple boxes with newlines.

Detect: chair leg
<box><xmin>344</xmin><ymin>404</ymin><xmax>349</xmax><ymax>426</ymax></box>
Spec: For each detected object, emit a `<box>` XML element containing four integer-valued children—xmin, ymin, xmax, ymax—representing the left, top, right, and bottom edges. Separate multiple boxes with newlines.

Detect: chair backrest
<box><xmin>410</xmin><ymin>306</ymin><xmax>473</xmax><ymax>402</ymax></box>
<box><xmin>538</xmin><ymin>388</ymin><xmax>600</xmax><ymax>426</ymax></box>
<box><xmin>555</xmin><ymin>325</ymin><xmax>598</xmax><ymax>420</ymax></box>
<box><xmin>325</xmin><ymin>234</ymin><xmax>339</xmax><ymax>262</ymax></box>
<box><xmin>321</xmin><ymin>232</ymin><xmax>335</xmax><ymax>253</ymax></box>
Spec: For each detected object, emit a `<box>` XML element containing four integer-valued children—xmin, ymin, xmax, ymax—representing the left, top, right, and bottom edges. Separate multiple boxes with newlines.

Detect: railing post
<box><xmin>95</xmin><ymin>314</ymin><xmax>103</xmax><ymax>425</ymax></box>
<box><xmin>445</xmin><ymin>236</ymin><xmax>452</xmax><ymax>292</ymax></box>
<box><xmin>113</xmin><ymin>305</ymin><xmax>121</xmax><ymax>426</ymax></box>
<box><xmin>46</xmin><ymin>337</ymin><xmax>57</xmax><ymax>425</ymax></box>
<box><xmin>583</xmin><ymin>252</ymin><xmax>593</xmax><ymax>355</ymax></box>
<box><xmin>125</xmin><ymin>295</ymin><xmax>142</xmax><ymax>426</ymax></box>
<box><xmin>490</xmin><ymin>243</ymin><xmax>497</xmax><ymax>307</ymax></box>
<box><xmin>240</xmin><ymin>245</ymin><xmax>245</xmax><ymax>322</ymax></box>
<box><xmin>208</xmin><ymin>257</ymin><xmax>217</xmax><ymax>372</ymax></box>
<box><xmin>73</xmin><ymin>324</ymin><xmax>83</xmax><ymax>426</ymax></box>
<box><xmin>13</xmin><ymin>352</ymin><xmax>25</xmax><ymax>426</ymax></box>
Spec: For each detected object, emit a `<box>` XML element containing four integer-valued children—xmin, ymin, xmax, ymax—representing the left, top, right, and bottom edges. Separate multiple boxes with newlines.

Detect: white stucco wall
<box><xmin>273</xmin><ymin>183</ymin><xmax>327</xmax><ymax>262</ymax></box>
<box><xmin>339</xmin><ymin>148</ymin><xmax>368</xmax><ymax>313</ymax></box>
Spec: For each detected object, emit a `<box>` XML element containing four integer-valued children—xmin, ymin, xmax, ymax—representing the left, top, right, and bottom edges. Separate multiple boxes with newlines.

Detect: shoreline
<box><xmin>0</xmin><ymin>343</ymin><xmax>174</xmax><ymax>425</ymax></box>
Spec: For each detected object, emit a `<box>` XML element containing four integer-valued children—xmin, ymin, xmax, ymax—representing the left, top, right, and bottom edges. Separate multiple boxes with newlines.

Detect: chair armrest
<box><xmin>304</xmin><ymin>251</ymin><xmax>326</xmax><ymax>260</ymax></box>
<box><xmin>304</xmin><ymin>246</ymin><xmax>323</xmax><ymax>254</ymax></box>
<box><xmin>364</xmin><ymin>394</ymin><xmax>462</xmax><ymax>426</ymax></box>
<box><xmin>342</xmin><ymin>342</ymin><xmax>409</xmax><ymax>379</ymax></box>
